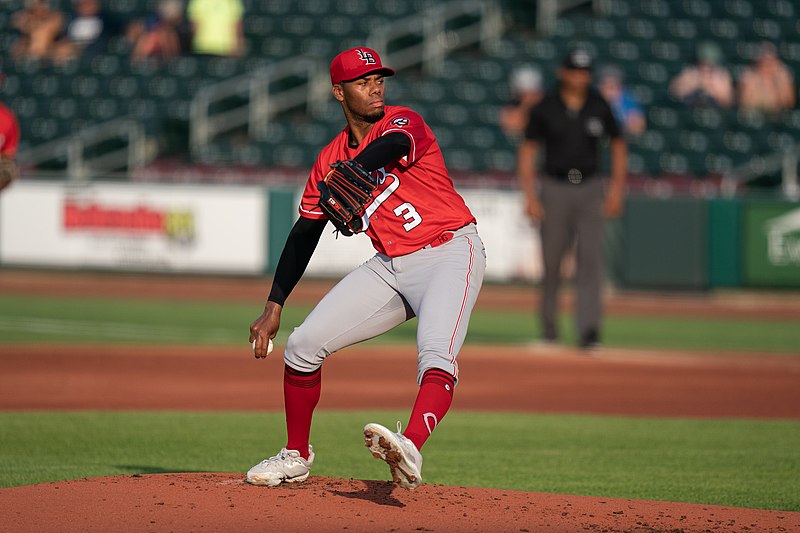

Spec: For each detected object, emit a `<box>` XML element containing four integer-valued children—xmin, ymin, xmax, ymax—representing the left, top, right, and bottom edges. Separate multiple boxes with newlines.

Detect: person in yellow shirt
<box><xmin>187</xmin><ymin>0</ymin><xmax>244</xmax><ymax>57</ymax></box>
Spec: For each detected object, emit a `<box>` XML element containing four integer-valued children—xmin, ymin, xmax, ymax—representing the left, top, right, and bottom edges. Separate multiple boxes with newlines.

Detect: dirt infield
<box><xmin>1</xmin><ymin>270</ymin><xmax>799</xmax><ymax>531</ymax></box>
<box><xmin>3</xmin><ymin>474</ymin><xmax>799</xmax><ymax>533</ymax></box>
<box><xmin>2</xmin><ymin>344</ymin><xmax>800</xmax><ymax>418</ymax></box>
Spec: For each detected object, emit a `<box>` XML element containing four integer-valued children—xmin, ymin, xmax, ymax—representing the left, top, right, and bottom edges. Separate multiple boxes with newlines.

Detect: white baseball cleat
<box><xmin>364</xmin><ymin>422</ymin><xmax>423</xmax><ymax>490</ymax></box>
<box><xmin>246</xmin><ymin>446</ymin><xmax>314</xmax><ymax>486</ymax></box>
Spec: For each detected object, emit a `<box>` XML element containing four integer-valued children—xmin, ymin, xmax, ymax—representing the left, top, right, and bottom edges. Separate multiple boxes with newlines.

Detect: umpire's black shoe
<box><xmin>543</xmin><ymin>322</ymin><xmax>559</xmax><ymax>343</ymax></box>
<box><xmin>579</xmin><ymin>329</ymin><xmax>601</xmax><ymax>351</ymax></box>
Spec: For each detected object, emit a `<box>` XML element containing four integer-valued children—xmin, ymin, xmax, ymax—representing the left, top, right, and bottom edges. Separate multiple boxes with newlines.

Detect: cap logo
<box><xmin>356</xmin><ymin>49</ymin><xmax>376</xmax><ymax>65</ymax></box>
<box><xmin>573</xmin><ymin>50</ymin><xmax>591</xmax><ymax>68</ymax></box>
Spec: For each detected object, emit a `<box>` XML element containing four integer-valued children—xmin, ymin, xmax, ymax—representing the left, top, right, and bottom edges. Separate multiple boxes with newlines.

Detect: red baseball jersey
<box><xmin>0</xmin><ymin>103</ymin><xmax>20</xmax><ymax>158</ymax></box>
<box><xmin>300</xmin><ymin>105</ymin><xmax>476</xmax><ymax>257</ymax></box>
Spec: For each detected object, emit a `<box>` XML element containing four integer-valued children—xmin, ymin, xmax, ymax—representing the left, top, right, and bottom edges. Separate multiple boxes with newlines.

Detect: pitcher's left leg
<box><xmin>412</xmin><ymin>231</ymin><xmax>486</xmax><ymax>382</ymax></box>
<box><xmin>404</xmin><ymin>230</ymin><xmax>486</xmax><ymax>449</ymax></box>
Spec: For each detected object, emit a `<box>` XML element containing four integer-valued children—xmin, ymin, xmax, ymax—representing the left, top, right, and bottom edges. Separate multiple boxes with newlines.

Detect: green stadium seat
<box><xmin>442</xmin><ymin>148</ymin><xmax>475</xmax><ymax>173</ymax></box>
<box><xmin>88</xmin><ymin>54</ymin><xmax>122</xmax><ymax>77</ymax></box>
<box><xmin>753</xmin><ymin>18</ymin><xmax>783</xmax><ymax>40</ymax></box>
<box><xmin>411</xmin><ymin>79</ymin><xmax>446</xmax><ymax>103</ymax></box>
<box><xmin>647</xmin><ymin>106</ymin><xmax>679</xmax><ymax>129</ymax></box>
<box><xmin>766</xmin><ymin>132</ymin><xmax>796</xmax><ymax>153</ymax></box>
<box><xmin>677</xmin><ymin>0</ymin><xmax>712</xmax><ymax>19</ymax></box>
<box><xmin>704</xmin><ymin>153</ymin><xmax>735</xmax><ymax>175</ymax></box>
<box><xmin>606</xmin><ymin>40</ymin><xmax>641</xmax><ymax>62</ymax></box>
<box><xmin>722</xmin><ymin>0</ymin><xmax>754</xmax><ymax>18</ymax></box>
<box><xmin>708</xmin><ymin>18</ymin><xmax>740</xmax><ymax>40</ymax></box>
<box><xmin>679</xmin><ymin>130</ymin><xmax>710</xmax><ymax>154</ymax></box>
<box><xmin>450</xmin><ymin>81</ymin><xmax>491</xmax><ymax>105</ymax></box>
<box><xmin>658</xmin><ymin>152</ymin><xmax>691</xmax><ymax>175</ymax></box>
<box><xmin>621</xmin><ymin>18</ymin><xmax>657</xmax><ymax>40</ymax></box>
<box><xmin>584</xmin><ymin>18</ymin><xmax>617</xmax><ymax>40</ymax></box>
<box><xmin>764</xmin><ymin>0</ymin><xmax>795</xmax><ymax>18</ymax></box>
<box><xmin>483</xmin><ymin>149</ymin><xmax>516</xmax><ymax>173</ymax></box>
<box><xmin>259</xmin><ymin>36</ymin><xmax>297</xmax><ymax>59</ymax></box>
<box><xmin>627</xmin><ymin>152</ymin><xmax>646</xmax><ymax>174</ymax></box>
<box><xmin>598</xmin><ymin>0</ymin><xmax>631</xmax><ymax>17</ymax></box>
<box><xmin>663</xmin><ymin>19</ymin><xmax>698</xmax><ymax>41</ymax></box>
<box><xmin>144</xmin><ymin>76</ymin><xmax>180</xmax><ymax>99</ymax></box>
<box><xmin>637</xmin><ymin>0</ymin><xmax>671</xmax><ymax>17</ymax></box>
<box><xmin>631</xmin><ymin>130</ymin><xmax>666</xmax><ymax>153</ymax></box>
<box><xmin>690</xmin><ymin>108</ymin><xmax>728</xmax><ymax>130</ymax></box>
<box><xmin>166</xmin><ymin>56</ymin><xmax>200</xmax><ymax>78</ymax></box>
<box><xmin>432</xmin><ymin>125</ymin><xmax>455</xmax><ymax>149</ymax></box>
<box><xmin>47</xmin><ymin>97</ymin><xmax>78</xmax><ymax>120</ymax></box>
<box><xmin>256</xmin><ymin>0</ymin><xmax>293</xmax><ymax>16</ymax></box>
<box><xmin>433</xmin><ymin>103</ymin><xmax>470</xmax><ymax>127</ymax></box>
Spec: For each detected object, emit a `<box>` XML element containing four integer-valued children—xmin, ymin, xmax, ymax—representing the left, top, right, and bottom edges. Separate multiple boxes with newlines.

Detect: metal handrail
<box><xmin>537</xmin><ymin>0</ymin><xmax>594</xmax><ymax>35</ymax></box>
<box><xmin>18</xmin><ymin>117</ymin><xmax>153</xmax><ymax>181</ymax></box>
<box><xmin>367</xmin><ymin>0</ymin><xmax>504</xmax><ymax>75</ymax></box>
<box><xmin>720</xmin><ymin>143</ymin><xmax>800</xmax><ymax>200</ymax></box>
<box><xmin>189</xmin><ymin>56</ymin><xmax>326</xmax><ymax>154</ymax></box>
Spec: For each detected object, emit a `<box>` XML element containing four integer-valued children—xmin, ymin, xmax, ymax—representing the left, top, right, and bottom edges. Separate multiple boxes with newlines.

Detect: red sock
<box><xmin>283</xmin><ymin>365</ymin><xmax>321</xmax><ymax>460</ymax></box>
<box><xmin>403</xmin><ymin>368</ymin><xmax>455</xmax><ymax>451</ymax></box>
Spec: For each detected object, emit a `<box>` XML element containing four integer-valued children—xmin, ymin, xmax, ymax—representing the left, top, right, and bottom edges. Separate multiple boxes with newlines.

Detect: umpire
<box><xmin>516</xmin><ymin>49</ymin><xmax>627</xmax><ymax>349</ymax></box>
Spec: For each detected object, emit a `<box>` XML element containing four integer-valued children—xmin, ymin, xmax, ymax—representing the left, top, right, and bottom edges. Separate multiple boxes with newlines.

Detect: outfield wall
<box><xmin>0</xmin><ymin>181</ymin><xmax>540</xmax><ymax>282</ymax></box>
<box><xmin>1</xmin><ymin>180</ymin><xmax>798</xmax><ymax>288</ymax></box>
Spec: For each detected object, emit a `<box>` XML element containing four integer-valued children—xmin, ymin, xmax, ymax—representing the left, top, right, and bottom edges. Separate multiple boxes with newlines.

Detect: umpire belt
<box><xmin>550</xmin><ymin>169</ymin><xmax>595</xmax><ymax>184</ymax></box>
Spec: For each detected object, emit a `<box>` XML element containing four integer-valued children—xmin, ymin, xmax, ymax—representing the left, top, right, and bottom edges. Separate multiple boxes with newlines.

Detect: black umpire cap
<box><xmin>561</xmin><ymin>49</ymin><xmax>593</xmax><ymax>70</ymax></box>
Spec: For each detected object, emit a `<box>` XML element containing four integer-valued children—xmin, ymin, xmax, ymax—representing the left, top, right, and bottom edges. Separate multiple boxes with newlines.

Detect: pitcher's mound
<box><xmin>1</xmin><ymin>473</ymin><xmax>797</xmax><ymax>532</ymax></box>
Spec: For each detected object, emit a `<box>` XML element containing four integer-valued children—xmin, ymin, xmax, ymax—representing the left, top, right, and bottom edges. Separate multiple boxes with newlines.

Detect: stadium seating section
<box><xmin>2</xmin><ymin>0</ymin><xmax>799</xmax><ymax>182</ymax></box>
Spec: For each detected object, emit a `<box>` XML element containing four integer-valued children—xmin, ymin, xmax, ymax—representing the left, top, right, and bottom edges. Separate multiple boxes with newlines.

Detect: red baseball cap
<box><xmin>330</xmin><ymin>47</ymin><xmax>395</xmax><ymax>85</ymax></box>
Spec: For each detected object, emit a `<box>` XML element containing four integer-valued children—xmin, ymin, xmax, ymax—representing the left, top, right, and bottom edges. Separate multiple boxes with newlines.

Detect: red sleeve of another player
<box><xmin>0</xmin><ymin>110</ymin><xmax>20</xmax><ymax>158</ymax></box>
<box><xmin>379</xmin><ymin>109</ymin><xmax>433</xmax><ymax>168</ymax></box>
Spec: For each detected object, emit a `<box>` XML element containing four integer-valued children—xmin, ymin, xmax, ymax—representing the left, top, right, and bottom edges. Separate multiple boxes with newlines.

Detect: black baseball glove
<box><xmin>317</xmin><ymin>159</ymin><xmax>378</xmax><ymax>236</ymax></box>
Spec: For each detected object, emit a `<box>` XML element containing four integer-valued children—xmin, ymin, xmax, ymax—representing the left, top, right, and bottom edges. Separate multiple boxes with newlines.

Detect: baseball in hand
<box><xmin>252</xmin><ymin>338</ymin><xmax>274</xmax><ymax>355</ymax></box>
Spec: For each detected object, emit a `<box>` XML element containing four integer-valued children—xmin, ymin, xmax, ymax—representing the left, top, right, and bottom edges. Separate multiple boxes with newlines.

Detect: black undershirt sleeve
<box><xmin>267</xmin><ymin>133</ymin><xmax>411</xmax><ymax>306</ymax></box>
<box><xmin>267</xmin><ymin>216</ymin><xmax>327</xmax><ymax>306</ymax></box>
<box><xmin>352</xmin><ymin>131</ymin><xmax>411</xmax><ymax>171</ymax></box>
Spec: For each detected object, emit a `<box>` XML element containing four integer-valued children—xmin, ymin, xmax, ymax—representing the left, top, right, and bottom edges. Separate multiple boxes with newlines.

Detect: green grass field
<box><xmin>1</xmin><ymin>294</ymin><xmax>799</xmax><ymax>352</ymax></box>
<box><xmin>1</xmin><ymin>291</ymin><xmax>799</xmax><ymax>511</ymax></box>
<box><xmin>1</xmin><ymin>411</ymin><xmax>798</xmax><ymax>511</ymax></box>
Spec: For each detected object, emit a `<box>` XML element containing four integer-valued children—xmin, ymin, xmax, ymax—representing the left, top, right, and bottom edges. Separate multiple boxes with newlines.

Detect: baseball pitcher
<box><xmin>247</xmin><ymin>47</ymin><xmax>486</xmax><ymax>490</ymax></box>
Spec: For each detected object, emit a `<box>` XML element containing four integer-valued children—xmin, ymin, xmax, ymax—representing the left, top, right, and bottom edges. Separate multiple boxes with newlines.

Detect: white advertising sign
<box><xmin>0</xmin><ymin>181</ymin><xmax>267</xmax><ymax>273</ymax></box>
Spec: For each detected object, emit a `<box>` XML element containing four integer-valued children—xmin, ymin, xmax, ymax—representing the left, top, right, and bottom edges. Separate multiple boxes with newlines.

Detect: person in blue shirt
<box><xmin>597</xmin><ymin>65</ymin><xmax>646</xmax><ymax>137</ymax></box>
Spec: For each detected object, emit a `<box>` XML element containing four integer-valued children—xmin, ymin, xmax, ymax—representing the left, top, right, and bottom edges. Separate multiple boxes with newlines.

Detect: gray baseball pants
<box><xmin>539</xmin><ymin>177</ymin><xmax>605</xmax><ymax>341</ymax></box>
<box><xmin>284</xmin><ymin>224</ymin><xmax>485</xmax><ymax>384</ymax></box>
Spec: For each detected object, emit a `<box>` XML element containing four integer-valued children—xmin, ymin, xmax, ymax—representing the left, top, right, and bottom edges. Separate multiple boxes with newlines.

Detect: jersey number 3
<box><xmin>394</xmin><ymin>202</ymin><xmax>422</xmax><ymax>231</ymax></box>
<box><xmin>364</xmin><ymin>172</ymin><xmax>423</xmax><ymax>232</ymax></box>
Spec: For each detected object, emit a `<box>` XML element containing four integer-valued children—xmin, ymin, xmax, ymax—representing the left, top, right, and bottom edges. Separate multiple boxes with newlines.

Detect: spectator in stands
<box><xmin>500</xmin><ymin>64</ymin><xmax>544</xmax><ymax>139</ymax></box>
<box><xmin>597</xmin><ymin>65</ymin><xmax>646</xmax><ymax>137</ymax></box>
<box><xmin>738</xmin><ymin>42</ymin><xmax>796</xmax><ymax>116</ymax></box>
<box><xmin>0</xmin><ymin>65</ymin><xmax>21</xmax><ymax>192</ymax></box>
<box><xmin>670</xmin><ymin>41</ymin><xmax>734</xmax><ymax>108</ymax></box>
<box><xmin>51</xmin><ymin>0</ymin><xmax>118</xmax><ymax>64</ymax></box>
<box><xmin>10</xmin><ymin>0</ymin><xmax>65</xmax><ymax>62</ymax></box>
<box><xmin>187</xmin><ymin>0</ymin><xmax>245</xmax><ymax>57</ymax></box>
<box><xmin>130</xmin><ymin>0</ymin><xmax>192</xmax><ymax>63</ymax></box>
